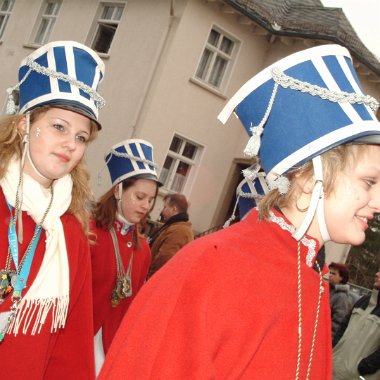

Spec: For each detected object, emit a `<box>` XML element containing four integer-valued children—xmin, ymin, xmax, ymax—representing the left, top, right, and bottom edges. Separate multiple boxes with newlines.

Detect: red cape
<box><xmin>100</xmin><ymin>209</ymin><xmax>332</xmax><ymax>379</ymax></box>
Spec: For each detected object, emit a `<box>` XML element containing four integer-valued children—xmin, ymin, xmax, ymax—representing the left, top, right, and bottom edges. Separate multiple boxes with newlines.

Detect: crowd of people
<box><xmin>0</xmin><ymin>40</ymin><xmax>379</xmax><ymax>379</ymax></box>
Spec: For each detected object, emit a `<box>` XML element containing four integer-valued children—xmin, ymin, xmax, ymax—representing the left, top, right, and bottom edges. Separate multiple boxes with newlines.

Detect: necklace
<box><xmin>269</xmin><ymin>211</ymin><xmax>324</xmax><ymax>379</ymax></box>
<box><xmin>0</xmin><ymin>184</ymin><xmax>54</xmax><ymax>342</ymax></box>
<box><xmin>109</xmin><ymin>226</ymin><xmax>134</xmax><ymax>308</ymax></box>
<box><xmin>295</xmin><ymin>241</ymin><xmax>324</xmax><ymax>380</ymax></box>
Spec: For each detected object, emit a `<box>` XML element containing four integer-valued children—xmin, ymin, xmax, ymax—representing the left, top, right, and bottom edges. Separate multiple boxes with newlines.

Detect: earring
<box><xmin>36</xmin><ymin>127</ymin><xmax>41</xmax><ymax>137</ymax></box>
<box><xmin>296</xmin><ymin>199</ymin><xmax>309</xmax><ymax>213</ymax></box>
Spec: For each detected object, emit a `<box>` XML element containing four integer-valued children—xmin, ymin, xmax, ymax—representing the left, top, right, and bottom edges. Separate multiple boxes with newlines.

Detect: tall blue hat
<box><xmin>224</xmin><ymin>164</ymin><xmax>269</xmax><ymax>227</ymax></box>
<box><xmin>105</xmin><ymin>139</ymin><xmax>161</xmax><ymax>186</ymax></box>
<box><xmin>218</xmin><ymin>44</ymin><xmax>380</xmax><ymax>241</ymax></box>
<box><xmin>218</xmin><ymin>44</ymin><xmax>380</xmax><ymax>183</ymax></box>
<box><xmin>237</xmin><ymin>169</ymin><xmax>269</xmax><ymax>219</ymax></box>
<box><xmin>7</xmin><ymin>40</ymin><xmax>105</xmax><ymax>129</ymax></box>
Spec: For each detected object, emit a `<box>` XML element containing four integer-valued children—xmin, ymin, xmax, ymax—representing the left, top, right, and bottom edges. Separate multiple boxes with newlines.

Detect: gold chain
<box><xmin>295</xmin><ymin>241</ymin><xmax>302</xmax><ymax>380</ymax></box>
<box><xmin>109</xmin><ymin>226</ymin><xmax>134</xmax><ymax>307</ymax></box>
<box><xmin>110</xmin><ymin>226</ymin><xmax>129</xmax><ymax>279</ymax></box>
<box><xmin>295</xmin><ymin>241</ymin><xmax>324</xmax><ymax>380</ymax></box>
<box><xmin>306</xmin><ymin>260</ymin><xmax>323</xmax><ymax>379</ymax></box>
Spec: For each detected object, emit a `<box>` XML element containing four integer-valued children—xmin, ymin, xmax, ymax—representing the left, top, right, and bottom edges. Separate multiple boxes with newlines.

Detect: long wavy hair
<box><xmin>92</xmin><ymin>178</ymin><xmax>159</xmax><ymax>248</ymax></box>
<box><xmin>0</xmin><ymin>106</ymin><xmax>98</xmax><ymax>235</ymax></box>
<box><xmin>258</xmin><ymin>143</ymin><xmax>367</xmax><ymax>220</ymax></box>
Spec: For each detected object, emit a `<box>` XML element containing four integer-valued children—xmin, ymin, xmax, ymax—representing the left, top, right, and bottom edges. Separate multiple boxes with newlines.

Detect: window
<box><xmin>159</xmin><ymin>135</ymin><xmax>202</xmax><ymax>193</ymax></box>
<box><xmin>32</xmin><ymin>0</ymin><xmax>61</xmax><ymax>45</ymax></box>
<box><xmin>0</xmin><ymin>0</ymin><xmax>15</xmax><ymax>39</ymax></box>
<box><xmin>195</xmin><ymin>27</ymin><xmax>237</xmax><ymax>90</ymax></box>
<box><xmin>89</xmin><ymin>3</ymin><xmax>125</xmax><ymax>54</ymax></box>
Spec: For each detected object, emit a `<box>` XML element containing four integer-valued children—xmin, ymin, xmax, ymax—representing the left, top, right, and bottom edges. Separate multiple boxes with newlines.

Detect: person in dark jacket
<box><xmin>333</xmin><ymin>270</ymin><xmax>380</xmax><ymax>380</ymax></box>
<box><xmin>329</xmin><ymin>262</ymin><xmax>351</xmax><ymax>340</ymax></box>
<box><xmin>148</xmin><ymin>193</ymin><xmax>193</xmax><ymax>278</ymax></box>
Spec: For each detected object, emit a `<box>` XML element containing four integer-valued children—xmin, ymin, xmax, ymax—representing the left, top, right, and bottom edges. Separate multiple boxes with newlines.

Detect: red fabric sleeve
<box><xmin>91</xmin><ymin>222</ymin><xmax>152</xmax><ymax>353</ymax></box>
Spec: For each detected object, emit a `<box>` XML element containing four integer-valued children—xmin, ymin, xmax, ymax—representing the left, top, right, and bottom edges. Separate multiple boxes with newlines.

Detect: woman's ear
<box><xmin>113</xmin><ymin>185</ymin><xmax>120</xmax><ymax>200</ymax></box>
<box><xmin>300</xmin><ymin>176</ymin><xmax>315</xmax><ymax>195</ymax></box>
<box><xmin>114</xmin><ymin>183</ymin><xmax>123</xmax><ymax>200</ymax></box>
<box><xmin>16</xmin><ymin>116</ymin><xmax>27</xmax><ymax>136</ymax></box>
<box><xmin>294</xmin><ymin>170</ymin><xmax>315</xmax><ymax>195</ymax></box>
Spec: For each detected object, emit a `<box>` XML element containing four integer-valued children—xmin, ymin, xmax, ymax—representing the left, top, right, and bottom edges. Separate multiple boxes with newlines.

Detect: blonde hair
<box><xmin>0</xmin><ymin>106</ymin><xmax>98</xmax><ymax>235</ymax></box>
<box><xmin>258</xmin><ymin>143</ymin><xmax>368</xmax><ymax>220</ymax></box>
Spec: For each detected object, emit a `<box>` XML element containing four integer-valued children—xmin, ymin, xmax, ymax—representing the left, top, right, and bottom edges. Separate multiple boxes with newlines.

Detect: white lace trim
<box><xmin>269</xmin><ymin>210</ymin><xmax>317</xmax><ymax>267</ymax></box>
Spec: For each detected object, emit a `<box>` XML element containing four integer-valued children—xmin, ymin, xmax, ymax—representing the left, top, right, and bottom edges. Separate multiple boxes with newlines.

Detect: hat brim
<box><xmin>26</xmin><ymin>101</ymin><xmax>102</xmax><ymax>130</ymax></box>
<box><xmin>54</xmin><ymin>103</ymin><xmax>101</xmax><ymax>130</ymax></box>
<box><xmin>353</xmin><ymin>135</ymin><xmax>380</xmax><ymax>145</ymax></box>
<box><xmin>127</xmin><ymin>173</ymin><xmax>163</xmax><ymax>187</ymax></box>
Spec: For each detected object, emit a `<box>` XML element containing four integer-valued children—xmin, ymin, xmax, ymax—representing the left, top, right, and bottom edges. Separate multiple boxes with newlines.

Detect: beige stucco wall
<box><xmin>87</xmin><ymin>0</ymin><xmax>176</xmax><ymax>198</ymax></box>
<box><xmin>131</xmin><ymin>0</ymin><xmax>271</xmax><ymax>232</ymax></box>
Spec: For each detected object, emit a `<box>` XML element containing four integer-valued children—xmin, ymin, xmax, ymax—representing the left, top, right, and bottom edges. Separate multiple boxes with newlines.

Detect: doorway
<box><xmin>211</xmin><ymin>158</ymin><xmax>252</xmax><ymax>228</ymax></box>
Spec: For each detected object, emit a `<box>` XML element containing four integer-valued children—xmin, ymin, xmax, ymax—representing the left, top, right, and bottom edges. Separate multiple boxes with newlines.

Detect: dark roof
<box><xmin>223</xmin><ymin>0</ymin><xmax>380</xmax><ymax>77</ymax></box>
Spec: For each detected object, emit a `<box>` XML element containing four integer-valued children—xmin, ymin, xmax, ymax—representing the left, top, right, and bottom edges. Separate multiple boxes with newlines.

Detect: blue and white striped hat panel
<box><xmin>105</xmin><ymin>139</ymin><xmax>159</xmax><ymax>186</ymax></box>
<box><xmin>218</xmin><ymin>45</ymin><xmax>380</xmax><ymax>181</ymax></box>
<box><xmin>18</xmin><ymin>41</ymin><xmax>105</xmax><ymax>122</ymax></box>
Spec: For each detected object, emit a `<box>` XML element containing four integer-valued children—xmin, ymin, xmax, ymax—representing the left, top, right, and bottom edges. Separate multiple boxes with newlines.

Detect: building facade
<box><xmin>0</xmin><ymin>0</ymin><xmax>379</xmax><ymax>237</ymax></box>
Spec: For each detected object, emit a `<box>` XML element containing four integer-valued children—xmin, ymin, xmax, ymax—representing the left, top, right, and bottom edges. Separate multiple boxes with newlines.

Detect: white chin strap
<box><xmin>292</xmin><ymin>156</ymin><xmax>331</xmax><ymax>242</ymax></box>
<box><xmin>26</xmin><ymin>149</ymin><xmax>50</xmax><ymax>181</ymax></box>
<box><xmin>116</xmin><ymin>183</ymin><xmax>134</xmax><ymax>230</ymax></box>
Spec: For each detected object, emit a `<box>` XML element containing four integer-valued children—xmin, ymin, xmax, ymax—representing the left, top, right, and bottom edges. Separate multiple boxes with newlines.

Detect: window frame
<box><xmin>87</xmin><ymin>1</ymin><xmax>125</xmax><ymax>55</ymax></box>
<box><xmin>0</xmin><ymin>0</ymin><xmax>15</xmax><ymax>40</ymax></box>
<box><xmin>158</xmin><ymin>134</ymin><xmax>203</xmax><ymax>194</ymax></box>
<box><xmin>193</xmin><ymin>25</ymin><xmax>239</xmax><ymax>93</ymax></box>
<box><xmin>30</xmin><ymin>0</ymin><xmax>62</xmax><ymax>46</ymax></box>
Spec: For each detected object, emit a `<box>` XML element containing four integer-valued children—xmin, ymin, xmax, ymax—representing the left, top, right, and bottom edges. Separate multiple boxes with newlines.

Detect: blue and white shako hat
<box><xmin>218</xmin><ymin>44</ymin><xmax>380</xmax><ymax>180</ymax></box>
<box><xmin>218</xmin><ymin>44</ymin><xmax>380</xmax><ymax>241</ymax></box>
<box><xmin>7</xmin><ymin>40</ymin><xmax>105</xmax><ymax>129</ymax></box>
<box><xmin>224</xmin><ymin>164</ymin><xmax>269</xmax><ymax>227</ymax></box>
<box><xmin>105</xmin><ymin>139</ymin><xmax>161</xmax><ymax>186</ymax></box>
<box><xmin>237</xmin><ymin>166</ymin><xmax>269</xmax><ymax>219</ymax></box>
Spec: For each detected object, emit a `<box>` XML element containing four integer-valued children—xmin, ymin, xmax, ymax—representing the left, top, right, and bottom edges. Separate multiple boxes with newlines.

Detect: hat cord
<box><xmin>271</xmin><ymin>67</ymin><xmax>379</xmax><ymax>112</ymax></box>
<box><xmin>26</xmin><ymin>59</ymin><xmax>105</xmax><ymax>108</ymax></box>
<box><xmin>266</xmin><ymin>175</ymin><xmax>290</xmax><ymax>195</ymax></box>
<box><xmin>108</xmin><ymin>149</ymin><xmax>157</xmax><ymax>168</ymax></box>
<box><xmin>6</xmin><ymin>57</ymin><xmax>106</xmax><ymax>115</ymax></box>
<box><xmin>242</xmin><ymin>164</ymin><xmax>260</xmax><ymax>181</ymax></box>
<box><xmin>244</xmin><ymin>82</ymin><xmax>279</xmax><ymax>158</ymax></box>
<box><xmin>6</xmin><ymin>67</ymin><xmax>33</xmax><ymax>114</ymax></box>
<box><xmin>97</xmin><ymin>149</ymin><xmax>158</xmax><ymax>187</ymax></box>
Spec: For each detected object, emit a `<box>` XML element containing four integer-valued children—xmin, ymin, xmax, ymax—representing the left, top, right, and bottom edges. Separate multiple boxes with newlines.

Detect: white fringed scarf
<box><xmin>0</xmin><ymin>157</ymin><xmax>71</xmax><ymax>335</ymax></box>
